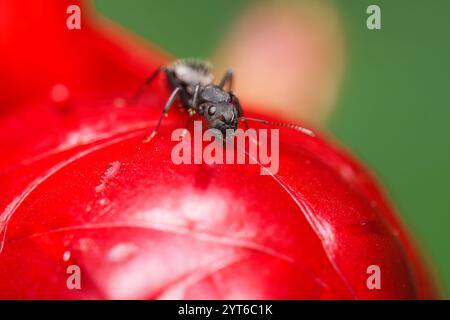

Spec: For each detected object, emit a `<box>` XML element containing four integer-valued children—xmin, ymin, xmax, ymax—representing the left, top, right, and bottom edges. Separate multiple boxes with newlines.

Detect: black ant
<box><xmin>133</xmin><ymin>59</ymin><xmax>314</xmax><ymax>142</ymax></box>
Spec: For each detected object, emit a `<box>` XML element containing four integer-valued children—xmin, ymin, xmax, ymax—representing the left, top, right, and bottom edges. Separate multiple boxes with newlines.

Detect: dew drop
<box><xmin>63</xmin><ymin>250</ymin><xmax>71</xmax><ymax>262</ymax></box>
<box><xmin>50</xmin><ymin>84</ymin><xmax>70</xmax><ymax>103</ymax></box>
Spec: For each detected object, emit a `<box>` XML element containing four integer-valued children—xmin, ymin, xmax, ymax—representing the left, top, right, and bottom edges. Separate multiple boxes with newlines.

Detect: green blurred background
<box><xmin>93</xmin><ymin>0</ymin><xmax>450</xmax><ymax>296</ymax></box>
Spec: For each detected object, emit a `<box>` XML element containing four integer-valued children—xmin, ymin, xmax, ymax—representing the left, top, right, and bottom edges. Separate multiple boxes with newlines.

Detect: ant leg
<box><xmin>231</xmin><ymin>92</ymin><xmax>260</xmax><ymax>144</ymax></box>
<box><xmin>192</xmin><ymin>84</ymin><xmax>200</xmax><ymax>108</ymax></box>
<box><xmin>132</xmin><ymin>67</ymin><xmax>165</xmax><ymax>105</ymax></box>
<box><xmin>181</xmin><ymin>108</ymin><xmax>196</xmax><ymax>140</ymax></box>
<box><xmin>143</xmin><ymin>87</ymin><xmax>182</xmax><ymax>143</ymax></box>
<box><xmin>231</xmin><ymin>92</ymin><xmax>249</xmax><ymax>130</ymax></box>
<box><xmin>218</xmin><ymin>68</ymin><xmax>233</xmax><ymax>91</ymax></box>
<box><xmin>181</xmin><ymin>84</ymin><xmax>199</xmax><ymax>139</ymax></box>
<box><xmin>165</xmin><ymin>69</ymin><xmax>190</xmax><ymax>107</ymax></box>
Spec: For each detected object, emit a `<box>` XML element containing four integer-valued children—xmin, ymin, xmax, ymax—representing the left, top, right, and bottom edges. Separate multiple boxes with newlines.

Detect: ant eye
<box><xmin>208</xmin><ymin>106</ymin><xmax>216</xmax><ymax>116</ymax></box>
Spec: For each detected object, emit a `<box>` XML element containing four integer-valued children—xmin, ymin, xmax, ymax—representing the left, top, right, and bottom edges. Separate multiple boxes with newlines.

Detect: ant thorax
<box><xmin>171</xmin><ymin>60</ymin><xmax>214</xmax><ymax>93</ymax></box>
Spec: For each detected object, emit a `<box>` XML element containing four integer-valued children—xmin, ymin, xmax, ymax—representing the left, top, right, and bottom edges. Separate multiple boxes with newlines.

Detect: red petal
<box><xmin>0</xmin><ymin>1</ymin><xmax>438</xmax><ymax>299</ymax></box>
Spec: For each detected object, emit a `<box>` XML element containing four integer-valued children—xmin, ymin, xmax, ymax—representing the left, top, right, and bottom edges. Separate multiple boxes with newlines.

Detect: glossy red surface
<box><xmin>0</xmin><ymin>0</ymin><xmax>438</xmax><ymax>299</ymax></box>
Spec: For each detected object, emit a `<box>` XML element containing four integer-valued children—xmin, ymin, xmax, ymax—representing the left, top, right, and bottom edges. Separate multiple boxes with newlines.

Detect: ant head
<box><xmin>204</xmin><ymin>102</ymin><xmax>239</xmax><ymax>136</ymax></box>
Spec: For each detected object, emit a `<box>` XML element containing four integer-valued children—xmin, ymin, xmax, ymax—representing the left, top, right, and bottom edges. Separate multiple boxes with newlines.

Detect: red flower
<box><xmin>0</xmin><ymin>0</ymin><xmax>438</xmax><ymax>299</ymax></box>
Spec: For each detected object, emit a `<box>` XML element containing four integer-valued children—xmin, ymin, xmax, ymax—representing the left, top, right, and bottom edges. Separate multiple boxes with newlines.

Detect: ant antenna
<box><xmin>239</xmin><ymin>117</ymin><xmax>315</xmax><ymax>137</ymax></box>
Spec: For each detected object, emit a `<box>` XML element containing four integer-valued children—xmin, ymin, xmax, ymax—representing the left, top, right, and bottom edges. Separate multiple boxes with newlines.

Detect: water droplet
<box><xmin>50</xmin><ymin>84</ymin><xmax>70</xmax><ymax>103</ymax></box>
<box><xmin>63</xmin><ymin>250</ymin><xmax>71</xmax><ymax>262</ymax></box>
